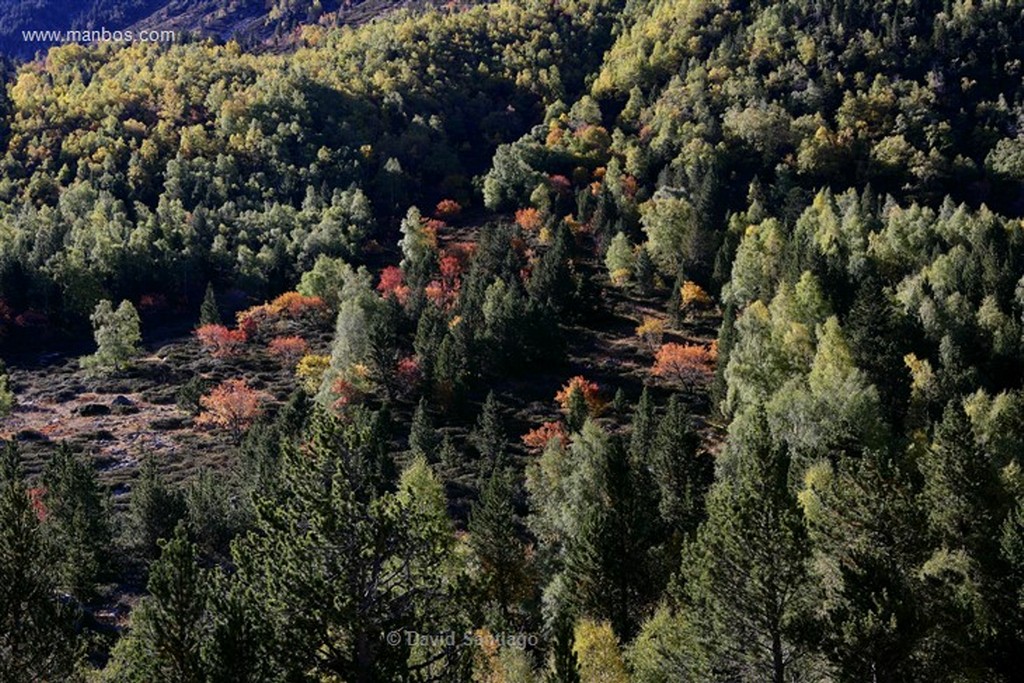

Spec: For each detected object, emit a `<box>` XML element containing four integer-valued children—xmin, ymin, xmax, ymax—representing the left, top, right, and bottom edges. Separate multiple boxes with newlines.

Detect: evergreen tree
<box><xmin>199</xmin><ymin>282</ymin><xmax>221</xmax><ymax>326</ymax></box>
<box><xmin>546</xmin><ymin>613</ymin><xmax>581</xmax><ymax>683</ymax></box>
<box><xmin>472</xmin><ymin>391</ymin><xmax>507</xmax><ymax>473</ymax></box>
<box><xmin>41</xmin><ymin>443</ymin><xmax>112</xmax><ymax>599</ymax></box>
<box><xmin>106</xmin><ymin>523</ymin><xmax>208</xmax><ymax>682</ymax></box>
<box><xmin>628</xmin><ymin>387</ymin><xmax>656</xmax><ymax>465</ymax></box>
<box><xmin>678</xmin><ymin>412</ymin><xmax>813</xmax><ymax>682</ymax></box>
<box><xmin>803</xmin><ymin>450</ymin><xmax>928</xmax><ymax>681</ymax></box>
<box><xmin>408</xmin><ymin>397</ymin><xmax>439</xmax><ymax>462</ymax></box>
<box><xmin>633</xmin><ymin>245</ymin><xmax>656</xmax><ymax>296</ymax></box>
<box><xmin>0</xmin><ymin>445</ymin><xmax>78</xmax><ymax>682</ymax></box>
<box><xmin>469</xmin><ymin>468</ymin><xmax>531</xmax><ymax>630</ymax></box>
<box><xmin>81</xmin><ymin>299</ymin><xmax>143</xmax><ymax>373</ymax></box>
<box><xmin>650</xmin><ymin>395</ymin><xmax>710</xmax><ymax>536</ymax></box>
<box><xmin>565</xmin><ymin>386</ymin><xmax>589</xmax><ymax>434</ymax></box>
<box><xmin>123</xmin><ymin>456</ymin><xmax>186</xmax><ymax>562</ymax></box>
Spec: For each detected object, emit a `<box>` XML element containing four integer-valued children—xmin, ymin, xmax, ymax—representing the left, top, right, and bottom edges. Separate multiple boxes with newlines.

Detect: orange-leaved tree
<box><xmin>196</xmin><ymin>378</ymin><xmax>269</xmax><ymax>441</ymax></box>
<box><xmin>522</xmin><ymin>421</ymin><xmax>568</xmax><ymax>451</ymax></box>
<box><xmin>651</xmin><ymin>343</ymin><xmax>715</xmax><ymax>389</ymax></box>
<box><xmin>268</xmin><ymin>336</ymin><xmax>309</xmax><ymax>366</ymax></box>
<box><xmin>555</xmin><ymin>376</ymin><xmax>604</xmax><ymax>431</ymax></box>
<box><xmin>195</xmin><ymin>324</ymin><xmax>247</xmax><ymax>358</ymax></box>
<box><xmin>515</xmin><ymin>207</ymin><xmax>543</xmax><ymax>232</ymax></box>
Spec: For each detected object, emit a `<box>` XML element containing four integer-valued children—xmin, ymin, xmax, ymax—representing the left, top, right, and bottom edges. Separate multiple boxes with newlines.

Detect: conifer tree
<box><xmin>408</xmin><ymin>397</ymin><xmax>439</xmax><ymax>462</ymax></box>
<box><xmin>679</xmin><ymin>412</ymin><xmax>813</xmax><ymax>682</ymax></box>
<box><xmin>547</xmin><ymin>613</ymin><xmax>581</xmax><ymax>683</ymax></box>
<box><xmin>106</xmin><ymin>523</ymin><xmax>208</xmax><ymax>682</ymax></box>
<box><xmin>650</xmin><ymin>395</ymin><xmax>710</xmax><ymax>536</ymax></box>
<box><xmin>41</xmin><ymin>443</ymin><xmax>112</xmax><ymax>600</ymax></box>
<box><xmin>472</xmin><ymin>391</ymin><xmax>507</xmax><ymax>472</ymax></box>
<box><xmin>0</xmin><ymin>445</ymin><xmax>78</xmax><ymax>682</ymax></box>
<box><xmin>199</xmin><ymin>282</ymin><xmax>221</xmax><ymax>326</ymax></box>
<box><xmin>82</xmin><ymin>299</ymin><xmax>142</xmax><ymax>373</ymax></box>
<box><xmin>123</xmin><ymin>456</ymin><xmax>186</xmax><ymax>562</ymax></box>
<box><xmin>469</xmin><ymin>468</ymin><xmax>530</xmax><ymax>630</ymax></box>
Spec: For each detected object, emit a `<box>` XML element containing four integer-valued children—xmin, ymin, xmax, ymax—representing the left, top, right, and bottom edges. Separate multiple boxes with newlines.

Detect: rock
<box><xmin>15</xmin><ymin>429</ymin><xmax>47</xmax><ymax>442</ymax></box>
<box><xmin>111</xmin><ymin>395</ymin><xmax>134</xmax><ymax>407</ymax></box>
<box><xmin>150</xmin><ymin>417</ymin><xmax>186</xmax><ymax>430</ymax></box>
<box><xmin>77</xmin><ymin>403</ymin><xmax>111</xmax><ymax>417</ymax></box>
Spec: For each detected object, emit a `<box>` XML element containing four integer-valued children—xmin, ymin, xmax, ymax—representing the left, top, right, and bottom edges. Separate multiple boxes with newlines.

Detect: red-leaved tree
<box><xmin>196</xmin><ymin>324</ymin><xmax>248</xmax><ymax>358</ymax></box>
<box><xmin>268</xmin><ymin>336</ymin><xmax>309</xmax><ymax>365</ymax></box>
<box><xmin>196</xmin><ymin>378</ymin><xmax>269</xmax><ymax>441</ymax></box>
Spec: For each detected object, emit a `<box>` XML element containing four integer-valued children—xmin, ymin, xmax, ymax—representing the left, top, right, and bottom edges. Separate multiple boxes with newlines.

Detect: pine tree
<box><xmin>0</xmin><ymin>367</ymin><xmax>14</xmax><ymax>417</ymax></box>
<box><xmin>679</xmin><ymin>412</ymin><xmax>813</xmax><ymax>682</ymax></box>
<box><xmin>472</xmin><ymin>391</ymin><xmax>507</xmax><ymax>473</ymax></box>
<box><xmin>566</xmin><ymin>386</ymin><xmax>589</xmax><ymax>434</ymax></box>
<box><xmin>633</xmin><ymin>245</ymin><xmax>656</xmax><ymax>296</ymax></box>
<box><xmin>803</xmin><ymin>450</ymin><xmax>928</xmax><ymax>681</ymax></box>
<box><xmin>0</xmin><ymin>445</ymin><xmax>77</xmax><ymax>682</ymax></box>
<box><xmin>409</xmin><ymin>397</ymin><xmax>440</xmax><ymax>462</ymax></box>
<box><xmin>123</xmin><ymin>456</ymin><xmax>186</xmax><ymax>562</ymax></box>
<box><xmin>41</xmin><ymin>443</ymin><xmax>112</xmax><ymax>600</ymax></box>
<box><xmin>81</xmin><ymin>299</ymin><xmax>143</xmax><ymax>374</ymax></box>
<box><xmin>199</xmin><ymin>282</ymin><xmax>221</xmax><ymax>326</ymax></box>
<box><xmin>650</xmin><ymin>396</ymin><xmax>711</xmax><ymax>536</ymax></box>
<box><xmin>107</xmin><ymin>523</ymin><xmax>208</xmax><ymax>682</ymax></box>
<box><xmin>547</xmin><ymin>613</ymin><xmax>581</xmax><ymax>683</ymax></box>
<box><xmin>469</xmin><ymin>469</ymin><xmax>530</xmax><ymax>630</ymax></box>
<box><xmin>628</xmin><ymin>387</ymin><xmax>656</xmax><ymax>465</ymax></box>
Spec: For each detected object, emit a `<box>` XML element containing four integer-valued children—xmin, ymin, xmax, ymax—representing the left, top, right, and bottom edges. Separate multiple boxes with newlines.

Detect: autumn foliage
<box><xmin>651</xmin><ymin>343</ymin><xmax>715</xmax><ymax>389</ymax></box>
<box><xmin>425</xmin><ymin>254</ymin><xmax>463</xmax><ymax>309</ymax></box>
<box><xmin>680</xmin><ymin>281</ymin><xmax>713</xmax><ymax>314</ymax></box>
<box><xmin>237</xmin><ymin>292</ymin><xmax>328</xmax><ymax>337</ymax></box>
<box><xmin>515</xmin><ymin>207</ymin><xmax>543</xmax><ymax>232</ymax></box>
<box><xmin>555</xmin><ymin>376</ymin><xmax>604</xmax><ymax>416</ymax></box>
<box><xmin>196</xmin><ymin>378</ymin><xmax>269</xmax><ymax>440</ymax></box>
<box><xmin>377</xmin><ymin>266</ymin><xmax>411</xmax><ymax>304</ymax></box>
<box><xmin>196</xmin><ymin>324</ymin><xmax>248</xmax><ymax>358</ymax></box>
<box><xmin>435</xmin><ymin>199</ymin><xmax>462</xmax><ymax>220</ymax></box>
<box><xmin>522</xmin><ymin>421</ymin><xmax>568</xmax><ymax>451</ymax></box>
<box><xmin>268</xmin><ymin>336</ymin><xmax>309</xmax><ymax>365</ymax></box>
<box><xmin>635</xmin><ymin>316</ymin><xmax>666</xmax><ymax>353</ymax></box>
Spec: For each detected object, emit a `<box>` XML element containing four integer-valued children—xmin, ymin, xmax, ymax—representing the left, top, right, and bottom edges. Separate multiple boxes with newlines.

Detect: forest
<box><xmin>1</xmin><ymin>0</ymin><xmax>1024</xmax><ymax>681</ymax></box>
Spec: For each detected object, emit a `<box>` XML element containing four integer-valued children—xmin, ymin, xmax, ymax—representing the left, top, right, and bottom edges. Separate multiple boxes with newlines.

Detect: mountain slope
<box><xmin>0</xmin><ymin>0</ymin><xmax>453</xmax><ymax>58</ymax></box>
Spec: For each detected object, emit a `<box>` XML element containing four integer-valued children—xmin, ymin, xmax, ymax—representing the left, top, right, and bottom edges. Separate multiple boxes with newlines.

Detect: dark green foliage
<box><xmin>408</xmin><ymin>397</ymin><xmax>439</xmax><ymax>462</ymax></box>
<box><xmin>123</xmin><ymin>456</ymin><xmax>186</xmax><ymax>562</ymax></box>
<box><xmin>471</xmin><ymin>391</ymin><xmax>507</xmax><ymax>472</ymax></box>
<box><xmin>546</xmin><ymin>613</ymin><xmax>581</xmax><ymax>683</ymax></box>
<box><xmin>107</xmin><ymin>523</ymin><xmax>208</xmax><ymax>682</ymax></box>
<box><xmin>0</xmin><ymin>445</ymin><xmax>78</xmax><ymax>682</ymax></box>
<box><xmin>678</xmin><ymin>413</ymin><xmax>812</xmax><ymax>682</ymax></box>
<box><xmin>469</xmin><ymin>469</ymin><xmax>532</xmax><ymax>631</ymax></box>
<box><xmin>199</xmin><ymin>282</ymin><xmax>221</xmax><ymax>326</ymax></box>
<box><xmin>650</xmin><ymin>396</ymin><xmax>711</xmax><ymax>536</ymax></box>
<box><xmin>41</xmin><ymin>443</ymin><xmax>112</xmax><ymax>599</ymax></box>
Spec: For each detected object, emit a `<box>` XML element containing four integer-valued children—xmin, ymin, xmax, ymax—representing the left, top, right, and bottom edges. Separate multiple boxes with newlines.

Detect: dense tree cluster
<box><xmin>3</xmin><ymin>0</ymin><xmax>1024</xmax><ymax>680</ymax></box>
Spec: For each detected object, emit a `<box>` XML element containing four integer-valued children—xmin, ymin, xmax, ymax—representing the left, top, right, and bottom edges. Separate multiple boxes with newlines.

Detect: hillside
<box><xmin>2</xmin><ymin>0</ymin><xmax>1024</xmax><ymax>681</ymax></box>
<box><xmin>0</xmin><ymin>0</ymin><xmax>456</xmax><ymax>58</ymax></box>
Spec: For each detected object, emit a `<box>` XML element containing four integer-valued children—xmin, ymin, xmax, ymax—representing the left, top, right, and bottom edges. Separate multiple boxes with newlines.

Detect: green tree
<box><xmin>650</xmin><ymin>395</ymin><xmax>711</xmax><ymax>536</ymax></box>
<box><xmin>469</xmin><ymin>468</ymin><xmax>531</xmax><ymax>631</ymax></box>
<box><xmin>81</xmin><ymin>299</ymin><xmax>142</xmax><ymax>373</ymax></box>
<box><xmin>105</xmin><ymin>523</ymin><xmax>208</xmax><ymax>682</ymax></box>
<box><xmin>123</xmin><ymin>456</ymin><xmax>186</xmax><ymax>562</ymax></box>
<box><xmin>41</xmin><ymin>443</ymin><xmax>112</xmax><ymax>600</ymax></box>
<box><xmin>0</xmin><ymin>445</ymin><xmax>78</xmax><ymax>682</ymax></box>
<box><xmin>678</xmin><ymin>412</ymin><xmax>813</xmax><ymax>682</ymax></box>
<box><xmin>199</xmin><ymin>282</ymin><xmax>221</xmax><ymax>325</ymax></box>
